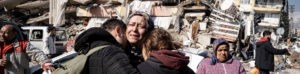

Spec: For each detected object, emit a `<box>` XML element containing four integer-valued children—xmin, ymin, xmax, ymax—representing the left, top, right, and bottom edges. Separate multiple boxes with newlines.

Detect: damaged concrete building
<box><xmin>1</xmin><ymin>0</ymin><xmax>300</xmax><ymax>73</ymax></box>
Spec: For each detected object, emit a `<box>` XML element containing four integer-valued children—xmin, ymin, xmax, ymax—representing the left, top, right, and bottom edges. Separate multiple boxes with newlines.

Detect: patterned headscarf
<box><xmin>210</xmin><ymin>38</ymin><xmax>230</xmax><ymax>65</ymax></box>
<box><xmin>126</xmin><ymin>11</ymin><xmax>154</xmax><ymax>32</ymax></box>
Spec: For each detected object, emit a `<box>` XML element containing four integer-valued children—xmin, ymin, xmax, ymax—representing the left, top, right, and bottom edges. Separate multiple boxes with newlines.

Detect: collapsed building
<box><xmin>1</xmin><ymin>0</ymin><xmax>300</xmax><ymax>73</ymax></box>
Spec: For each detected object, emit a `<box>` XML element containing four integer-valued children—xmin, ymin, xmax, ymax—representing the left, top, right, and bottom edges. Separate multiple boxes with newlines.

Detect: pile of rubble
<box><xmin>0</xmin><ymin>0</ymin><xmax>241</xmax><ymax>44</ymax></box>
<box><xmin>1</xmin><ymin>0</ymin><xmax>300</xmax><ymax>71</ymax></box>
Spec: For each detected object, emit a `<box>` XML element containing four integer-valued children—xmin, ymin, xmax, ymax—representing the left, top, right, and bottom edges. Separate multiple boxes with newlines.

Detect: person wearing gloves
<box><xmin>138</xmin><ymin>28</ymin><xmax>194</xmax><ymax>74</ymax></box>
<box><xmin>0</xmin><ymin>25</ymin><xmax>54</xmax><ymax>74</ymax></box>
<box><xmin>196</xmin><ymin>38</ymin><xmax>245</xmax><ymax>74</ymax></box>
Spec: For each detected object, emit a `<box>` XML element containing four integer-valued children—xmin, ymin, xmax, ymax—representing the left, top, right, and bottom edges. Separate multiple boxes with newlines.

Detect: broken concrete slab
<box><xmin>175</xmin><ymin>0</ymin><xmax>192</xmax><ymax>16</ymax></box>
<box><xmin>49</xmin><ymin>0</ymin><xmax>68</xmax><ymax>26</ymax></box>
<box><xmin>129</xmin><ymin>1</ymin><xmax>154</xmax><ymax>14</ymax></box>
<box><xmin>115</xmin><ymin>6</ymin><xmax>128</xmax><ymax>20</ymax></box>
<box><xmin>72</xmin><ymin>0</ymin><xmax>92</xmax><ymax>5</ymax></box>
<box><xmin>151</xmin><ymin>17</ymin><xmax>173</xmax><ymax>30</ymax></box>
<box><xmin>16</xmin><ymin>1</ymin><xmax>49</xmax><ymax>9</ymax></box>
<box><xmin>197</xmin><ymin>33</ymin><xmax>212</xmax><ymax>46</ymax></box>
<box><xmin>95</xmin><ymin>0</ymin><xmax>124</xmax><ymax>5</ymax></box>
<box><xmin>151</xmin><ymin>6</ymin><xmax>178</xmax><ymax>17</ymax></box>
<box><xmin>86</xmin><ymin>18</ymin><xmax>108</xmax><ymax>30</ymax></box>
<box><xmin>27</xmin><ymin>13</ymin><xmax>49</xmax><ymax>24</ymax></box>
<box><xmin>185</xmin><ymin>52</ymin><xmax>204</xmax><ymax>72</ymax></box>
<box><xmin>199</xmin><ymin>22</ymin><xmax>207</xmax><ymax>31</ymax></box>
<box><xmin>76</xmin><ymin>6</ymin><xmax>117</xmax><ymax>18</ymax></box>
<box><xmin>183</xmin><ymin>6</ymin><xmax>207</xmax><ymax>11</ymax></box>
<box><xmin>212</xmin><ymin>21</ymin><xmax>240</xmax><ymax>41</ymax></box>
<box><xmin>0</xmin><ymin>0</ymin><xmax>23</xmax><ymax>10</ymax></box>
<box><xmin>185</xmin><ymin>12</ymin><xmax>206</xmax><ymax>21</ymax></box>
<box><xmin>183</xmin><ymin>35</ymin><xmax>192</xmax><ymax>47</ymax></box>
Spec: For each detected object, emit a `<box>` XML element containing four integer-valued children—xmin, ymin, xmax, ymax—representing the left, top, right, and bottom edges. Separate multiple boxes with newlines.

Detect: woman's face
<box><xmin>216</xmin><ymin>44</ymin><xmax>229</xmax><ymax>62</ymax></box>
<box><xmin>126</xmin><ymin>15</ymin><xmax>147</xmax><ymax>45</ymax></box>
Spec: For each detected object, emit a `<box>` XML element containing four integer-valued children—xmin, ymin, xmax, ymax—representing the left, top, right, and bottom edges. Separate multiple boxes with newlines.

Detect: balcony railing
<box><xmin>255</xmin><ymin>2</ymin><xmax>283</xmax><ymax>9</ymax></box>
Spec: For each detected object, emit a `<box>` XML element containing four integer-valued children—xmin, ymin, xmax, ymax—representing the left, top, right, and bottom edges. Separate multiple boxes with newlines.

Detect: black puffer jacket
<box><xmin>75</xmin><ymin>27</ymin><xmax>140</xmax><ymax>74</ymax></box>
<box><xmin>255</xmin><ymin>37</ymin><xmax>288</xmax><ymax>71</ymax></box>
<box><xmin>125</xmin><ymin>44</ymin><xmax>144</xmax><ymax>67</ymax></box>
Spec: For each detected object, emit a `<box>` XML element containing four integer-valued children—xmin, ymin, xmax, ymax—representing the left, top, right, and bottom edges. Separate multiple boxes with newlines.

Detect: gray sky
<box><xmin>290</xmin><ymin>0</ymin><xmax>300</xmax><ymax>28</ymax></box>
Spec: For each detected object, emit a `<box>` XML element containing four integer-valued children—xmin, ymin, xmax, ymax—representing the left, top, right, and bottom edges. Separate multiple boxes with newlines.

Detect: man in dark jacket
<box><xmin>74</xmin><ymin>19</ymin><xmax>140</xmax><ymax>74</ymax></box>
<box><xmin>255</xmin><ymin>30</ymin><xmax>289</xmax><ymax>74</ymax></box>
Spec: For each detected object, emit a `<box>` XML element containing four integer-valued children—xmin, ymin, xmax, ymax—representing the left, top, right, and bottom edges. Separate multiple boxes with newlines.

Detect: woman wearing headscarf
<box><xmin>196</xmin><ymin>39</ymin><xmax>246</xmax><ymax>74</ymax></box>
<box><xmin>137</xmin><ymin>28</ymin><xmax>194</xmax><ymax>74</ymax></box>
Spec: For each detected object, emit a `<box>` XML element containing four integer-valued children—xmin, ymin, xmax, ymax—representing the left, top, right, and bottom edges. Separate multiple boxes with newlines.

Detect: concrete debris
<box><xmin>171</xmin><ymin>15</ymin><xmax>181</xmax><ymax>33</ymax></box>
<box><xmin>152</xmin><ymin>17</ymin><xmax>173</xmax><ymax>30</ymax></box>
<box><xmin>67</xmin><ymin>24</ymin><xmax>86</xmax><ymax>36</ymax></box>
<box><xmin>0</xmin><ymin>0</ymin><xmax>23</xmax><ymax>10</ymax></box>
<box><xmin>1</xmin><ymin>0</ymin><xmax>299</xmax><ymax>72</ymax></box>
<box><xmin>183</xmin><ymin>35</ymin><xmax>192</xmax><ymax>47</ymax></box>
<box><xmin>212</xmin><ymin>21</ymin><xmax>240</xmax><ymax>41</ymax></box>
<box><xmin>129</xmin><ymin>1</ymin><xmax>154</xmax><ymax>14</ymax></box>
<box><xmin>27</xmin><ymin>13</ymin><xmax>49</xmax><ymax>24</ymax></box>
<box><xmin>197</xmin><ymin>33</ymin><xmax>211</xmax><ymax>46</ymax></box>
<box><xmin>199</xmin><ymin>22</ymin><xmax>207</xmax><ymax>31</ymax></box>
<box><xmin>16</xmin><ymin>1</ymin><xmax>49</xmax><ymax>9</ymax></box>
<box><xmin>184</xmin><ymin>13</ymin><xmax>206</xmax><ymax>21</ymax></box>
<box><xmin>183</xmin><ymin>6</ymin><xmax>207</xmax><ymax>11</ymax></box>
<box><xmin>72</xmin><ymin>0</ymin><xmax>92</xmax><ymax>5</ymax></box>
<box><xmin>86</xmin><ymin>18</ymin><xmax>108</xmax><ymax>30</ymax></box>
<box><xmin>76</xmin><ymin>6</ymin><xmax>117</xmax><ymax>18</ymax></box>
<box><xmin>151</xmin><ymin>6</ymin><xmax>177</xmax><ymax>17</ymax></box>
<box><xmin>49</xmin><ymin>0</ymin><xmax>68</xmax><ymax>26</ymax></box>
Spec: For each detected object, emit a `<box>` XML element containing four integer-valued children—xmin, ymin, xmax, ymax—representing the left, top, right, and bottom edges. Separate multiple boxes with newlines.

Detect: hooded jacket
<box><xmin>74</xmin><ymin>27</ymin><xmax>139</xmax><ymax>74</ymax></box>
<box><xmin>255</xmin><ymin>37</ymin><xmax>288</xmax><ymax>71</ymax></box>
<box><xmin>137</xmin><ymin>50</ymin><xmax>194</xmax><ymax>74</ymax></box>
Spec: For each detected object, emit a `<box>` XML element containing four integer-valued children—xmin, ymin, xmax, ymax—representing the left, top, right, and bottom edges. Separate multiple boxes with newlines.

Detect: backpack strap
<box><xmin>86</xmin><ymin>45</ymin><xmax>110</xmax><ymax>56</ymax></box>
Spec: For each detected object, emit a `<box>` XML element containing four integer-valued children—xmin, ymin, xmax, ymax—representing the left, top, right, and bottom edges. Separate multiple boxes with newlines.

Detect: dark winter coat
<box><xmin>137</xmin><ymin>50</ymin><xmax>195</xmax><ymax>74</ymax></box>
<box><xmin>74</xmin><ymin>27</ymin><xmax>140</xmax><ymax>74</ymax></box>
<box><xmin>125</xmin><ymin>44</ymin><xmax>144</xmax><ymax>67</ymax></box>
<box><xmin>255</xmin><ymin>37</ymin><xmax>288</xmax><ymax>71</ymax></box>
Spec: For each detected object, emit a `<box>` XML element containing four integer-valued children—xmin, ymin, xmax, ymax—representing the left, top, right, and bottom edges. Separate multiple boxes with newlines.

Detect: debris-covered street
<box><xmin>1</xmin><ymin>0</ymin><xmax>300</xmax><ymax>74</ymax></box>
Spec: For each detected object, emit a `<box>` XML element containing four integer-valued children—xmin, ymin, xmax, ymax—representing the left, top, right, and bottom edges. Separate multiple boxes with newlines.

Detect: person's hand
<box><xmin>0</xmin><ymin>59</ymin><xmax>8</xmax><ymax>67</ymax></box>
<box><xmin>42</xmin><ymin>61</ymin><xmax>55</xmax><ymax>72</ymax></box>
<box><xmin>44</xmin><ymin>66</ymin><xmax>55</xmax><ymax>72</ymax></box>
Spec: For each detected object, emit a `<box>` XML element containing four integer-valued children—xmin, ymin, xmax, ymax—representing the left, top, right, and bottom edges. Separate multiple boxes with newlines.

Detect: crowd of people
<box><xmin>0</xmin><ymin>11</ymin><xmax>291</xmax><ymax>74</ymax></box>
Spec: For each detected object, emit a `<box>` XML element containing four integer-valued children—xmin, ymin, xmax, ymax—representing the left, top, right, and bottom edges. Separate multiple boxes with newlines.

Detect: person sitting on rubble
<box><xmin>125</xmin><ymin>11</ymin><xmax>155</xmax><ymax>67</ymax></box>
<box><xmin>74</xmin><ymin>19</ymin><xmax>140</xmax><ymax>74</ymax></box>
<box><xmin>255</xmin><ymin>30</ymin><xmax>290</xmax><ymax>74</ymax></box>
<box><xmin>196</xmin><ymin>38</ymin><xmax>246</xmax><ymax>74</ymax></box>
<box><xmin>64</xmin><ymin>34</ymin><xmax>75</xmax><ymax>53</ymax></box>
<box><xmin>137</xmin><ymin>28</ymin><xmax>195</xmax><ymax>74</ymax></box>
